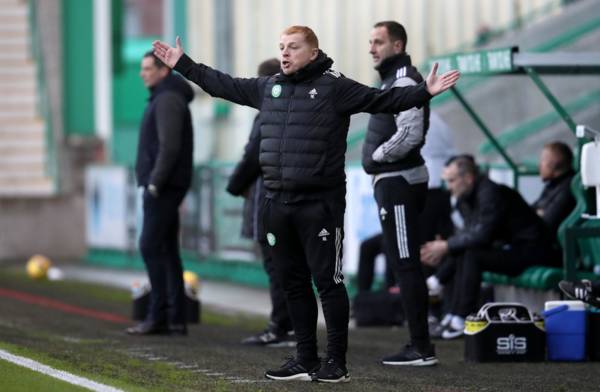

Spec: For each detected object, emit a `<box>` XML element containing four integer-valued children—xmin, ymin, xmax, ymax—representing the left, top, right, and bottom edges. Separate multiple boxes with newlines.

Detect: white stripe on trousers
<box><xmin>394</xmin><ymin>205</ymin><xmax>410</xmax><ymax>259</ymax></box>
<box><xmin>333</xmin><ymin>227</ymin><xmax>343</xmax><ymax>284</ymax></box>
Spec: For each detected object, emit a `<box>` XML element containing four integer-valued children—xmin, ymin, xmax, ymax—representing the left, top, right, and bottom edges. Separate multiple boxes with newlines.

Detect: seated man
<box><xmin>421</xmin><ymin>156</ymin><xmax>556</xmax><ymax>339</ymax></box>
<box><xmin>533</xmin><ymin>141</ymin><xmax>576</xmax><ymax>238</ymax></box>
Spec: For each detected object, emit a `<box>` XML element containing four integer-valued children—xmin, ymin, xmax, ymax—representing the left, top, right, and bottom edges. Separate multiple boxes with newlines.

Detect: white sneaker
<box><xmin>441</xmin><ymin>316</ymin><xmax>465</xmax><ymax>340</ymax></box>
<box><xmin>441</xmin><ymin>325</ymin><xmax>464</xmax><ymax>340</ymax></box>
<box><xmin>426</xmin><ymin>276</ymin><xmax>443</xmax><ymax>297</ymax></box>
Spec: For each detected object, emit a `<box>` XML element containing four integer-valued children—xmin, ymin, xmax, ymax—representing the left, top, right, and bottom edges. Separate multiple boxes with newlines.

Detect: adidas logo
<box><xmin>308</xmin><ymin>88</ymin><xmax>318</xmax><ymax>99</ymax></box>
<box><xmin>318</xmin><ymin>228</ymin><xmax>330</xmax><ymax>241</ymax></box>
<box><xmin>380</xmin><ymin>207</ymin><xmax>387</xmax><ymax>221</ymax></box>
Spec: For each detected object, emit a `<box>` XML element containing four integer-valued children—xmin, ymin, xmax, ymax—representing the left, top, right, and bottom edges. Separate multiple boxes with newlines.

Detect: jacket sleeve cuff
<box><xmin>446</xmin><ymin>236</ymin><xmax>462</xmax><ymax>254</ymax></box>
<box><xmin>226</xmin><ymin>182</ymin><xmax>242</xmax><ymax>196</ymax></box>
<box><xmin>174</xmin><ymin>54</ymin><xmax>196</xmax><ymax>75</ymax></box>
<box><xmin>419</xmin><ymin>81</ymin><xmax>433</xmax><ymax>100</ymax></box>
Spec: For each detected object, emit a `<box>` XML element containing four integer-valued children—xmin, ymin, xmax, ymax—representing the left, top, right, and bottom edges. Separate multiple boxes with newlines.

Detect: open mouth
<box><xmin>282</xmin><ymin>60</ymin><xmax>291</xmax><ymax>69</ymax></box>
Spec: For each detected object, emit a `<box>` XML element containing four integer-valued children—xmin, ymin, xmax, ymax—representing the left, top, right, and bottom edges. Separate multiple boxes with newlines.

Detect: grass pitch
<box><xmin>0</xmin><ymin>267</ymin><xmax>597</xmax><ymax>391</ymax></box>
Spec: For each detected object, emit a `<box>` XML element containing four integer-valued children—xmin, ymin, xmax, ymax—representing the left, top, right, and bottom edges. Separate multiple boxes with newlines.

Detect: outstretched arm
<box><xmin>153</xmin><ymin>37</ymin><xmax>264</xmax><ymax>109</ymax></box>
<box><xmin>335</xmin><ymin>63</ymin><xmax>460</xmax><ymax>115</ymax></box>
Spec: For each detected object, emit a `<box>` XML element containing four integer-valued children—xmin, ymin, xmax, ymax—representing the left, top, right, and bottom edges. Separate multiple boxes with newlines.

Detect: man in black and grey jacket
<box><xmin>362</xmin><ymin>21</ymin><xmax>437</xmax><ymax>366</ymax></box>
<box><xmin>153</xmin><ymin>26</ymin><xmax>459</xmax><ymax>382</ymax></box>
<box><xmin>127</xmin><ymin>51</ymin><xmax>194</xmax><ymax>337</ymax></box>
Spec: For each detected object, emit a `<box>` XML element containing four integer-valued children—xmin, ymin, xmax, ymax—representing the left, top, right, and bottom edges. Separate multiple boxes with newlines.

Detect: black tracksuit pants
<box><xmin>264</xmin><ymin>198</ymin><xmax>349</xmax><ymax>364</ymax></box>
<box><xmin>259</xmin><ymin>241</ymin><xmax>293</xmax><ymax>333</ymax></box>
<box><xmin>139</xmin><ymin>187</ymin><xmax>187</xmax><ymax>326</ymax></box>
<box><xmin>374</xmin><ymin>176</ymin><xmax>431</xmax><ymax>351</ymax></box>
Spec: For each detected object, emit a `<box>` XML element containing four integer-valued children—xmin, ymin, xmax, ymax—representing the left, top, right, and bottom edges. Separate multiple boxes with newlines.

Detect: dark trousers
<box><xmin>418</xmin><ymin>188</ymin><xmax>453</xmax><ymax>243</ymax></box>
<box><xmin>264</xmin><ymin>198</ymin><xmax>349</xmax><ymax>364</ymax></box>
<box><xmin>259</xmin><ymin>241</ymin><xmax>293</xmax><ymax>333</ymax></box>
<box><xmin>356</xmin><ymin>233</ymin><xmax>396</xmax><ymax>292</ymax></box>
<box><xmin>139</xmin><ymin>188</ymin><xmax>187</xmax><ymax>326</ymax></box>
<box><xmin>374</xmin><ymin>176</ymin><xmax>431</xmax><ymax>351</ymax></box>
<box><xmin>451</xmin><ymin>244</ymin><xmax>547</xmax><ymax>317</ymax></box>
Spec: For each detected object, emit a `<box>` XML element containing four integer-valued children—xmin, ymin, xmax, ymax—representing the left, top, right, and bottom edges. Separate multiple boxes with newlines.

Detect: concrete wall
<box><xmin>0</xmin><ymin>0</ymin><xmax>93</xmax><ymax>263</ymax></box>
<box><xmin>0</xmin><ymin>196</ymin><xmax>86</xmax><ymax>262</ymax></box>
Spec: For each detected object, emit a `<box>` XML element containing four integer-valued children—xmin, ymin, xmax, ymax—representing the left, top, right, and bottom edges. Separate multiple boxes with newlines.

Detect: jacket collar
<box><xmin>148</xmin><ymin>73</ymin><xmax>194</xmax><ymax>103</ymax></box>
<box><xmin>376</xmin><ymin>53</ymin><xmax>412</xmax><ymax>80</ymax></box>
<box><xmin>461</xmin><ymin>175</ymin><xmax>486</xmax><ymax>204</ymax></box>
<box><xmin>276</xmin><ymin>50</ymin><xmax>334</xmax><ymax>84</ymax></box>
<box><xmin>546</xmin><ymin>169</ymin><xmax>575</xmax><ymax>187</ymax></box>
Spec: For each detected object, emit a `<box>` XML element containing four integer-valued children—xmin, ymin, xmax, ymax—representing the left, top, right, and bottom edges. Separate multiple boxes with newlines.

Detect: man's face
<box><xmin>369</xmin><ymin>26</ymin><xmax>404</xmax><ymax>68</ymax></box>
<box><xmin>443</xmin><ymin>163</ymin><xmax>474</xmax><ymax>198</ymax></box>
<box><xmin>279</xmin><ymin>33</ymin><xmax>318</xmax><ymax>75</ymax></box>
<box><xmin>140</xmin><ymin>56</ymin><xmax>169</xmax><ymax>88</ymax></box>
<box><xmin>539</xmin><ymin>147</ymin><xmax>560</xmax><ymax>181</ymax></box>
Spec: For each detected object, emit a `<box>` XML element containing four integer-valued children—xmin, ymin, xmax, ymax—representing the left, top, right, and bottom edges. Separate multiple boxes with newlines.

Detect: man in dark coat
<box><xmin>126</xmin><ymin>51</ymin><xmax>194</xmax><ymax>336</ymax></box>
<box><xmin>153</xmin><ymin>26</ymin><xmax>459</xmax><ymax>382</ymax></box>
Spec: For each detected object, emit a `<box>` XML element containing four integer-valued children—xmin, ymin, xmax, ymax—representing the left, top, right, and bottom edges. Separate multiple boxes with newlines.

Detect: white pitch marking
<box><xmin>0</xmin><ymin>348</ymin><xmax>124</xmax><ymax>392</ymax></box>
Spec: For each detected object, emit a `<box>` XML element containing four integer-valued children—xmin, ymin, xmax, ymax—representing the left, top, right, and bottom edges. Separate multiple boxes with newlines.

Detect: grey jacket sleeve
<box><xmin>372</xmin><ymin>77</ymin><xmax>425</xmax><ymax>163</ymax></box>
<box><xmin>149</xmin><ymin>92</ymin><xmax>187</xmax><ymax>190</ymax></box>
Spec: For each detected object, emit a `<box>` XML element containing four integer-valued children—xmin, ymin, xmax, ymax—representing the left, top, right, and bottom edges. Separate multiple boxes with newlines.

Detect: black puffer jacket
<box><xmin>447</xmin><ymin>176</ymin><xmax>550</xmax><ymax>253</ymax></box>
<box><xmin>174</xmin><ymin>51</ymin><xmax>432</xmax><ymax>202</ymax></box>
<box><xmin>135</xmin><ymin>73</ymin><xmax>194</xmax><ymax>191</ymax></box>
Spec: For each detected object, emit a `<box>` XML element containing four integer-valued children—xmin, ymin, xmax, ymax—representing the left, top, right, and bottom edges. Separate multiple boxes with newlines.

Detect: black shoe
<box><xmin>313</xmin><ymin>358</ymin><xmax>350</xmax><ymax>383</ymax></box>
<box><xmin>241</xmin><ymin>329</ymin><xmax>296</xmax><ymax>347</ymax></box>
<box><xmin>264</xmin><ymin>357</ymin><xmax>320</xmax><ymax>381</ymax></box>
<box><xmin>381</xmin><ymin>344</ymin><xmax>439</xmax><ymax>366</ymax></box>
<box><xmin>125</xmin><ymin>321</ymin><xmax>168</xmax><ymax>335</ymax></box>
<box><xmin>559</xmin><ymin>280</ymin><xmax>600</xmax><ymax>307</ymax></box>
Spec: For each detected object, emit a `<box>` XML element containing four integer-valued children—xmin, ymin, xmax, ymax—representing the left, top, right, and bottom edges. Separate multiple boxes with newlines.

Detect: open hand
<box><xmin>425</xmin><ymin>63</ymin><xmax>460</xmax><ymax>96</ymax></box>
<box><xmin>152</xmin><ymin>36</ymin><xmax>184</xmax><ymax>69</ymax></box>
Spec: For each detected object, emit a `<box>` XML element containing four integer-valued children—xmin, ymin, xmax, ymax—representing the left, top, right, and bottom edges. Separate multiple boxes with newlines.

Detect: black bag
<box><xmin>465</xmin><ymin>302</ymin><xmax>545</xmax><ymax>362</ymax></box>
<box><xmin>352</xmin><ymin>290</ymin><xmax>404</xmax><ymax>327</ymax></box>
<box><xmin>132</xmin><ymin>289</ymin><xmax>201</xmax><ymax>324</ymax></box>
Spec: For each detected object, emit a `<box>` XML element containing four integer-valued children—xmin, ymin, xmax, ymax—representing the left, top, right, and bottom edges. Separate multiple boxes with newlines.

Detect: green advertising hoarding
<box><xmin>429</xmin><ymin>47</ymin><xmax>518</xmax><ymax>75</ymax></box>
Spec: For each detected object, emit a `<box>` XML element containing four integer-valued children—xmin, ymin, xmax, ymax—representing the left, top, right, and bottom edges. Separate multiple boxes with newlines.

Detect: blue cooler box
<box><xmin>544</xmin><ymin>300</ymin><xmax>587</xmax><ymax>361</ymax></box>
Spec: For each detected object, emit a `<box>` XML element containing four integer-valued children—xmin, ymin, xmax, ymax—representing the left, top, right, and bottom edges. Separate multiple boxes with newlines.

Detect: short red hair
<box><xmin>281</xmin><ymin>25</ymin><xmax>319</xmax><ymax>48</ymax></box>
